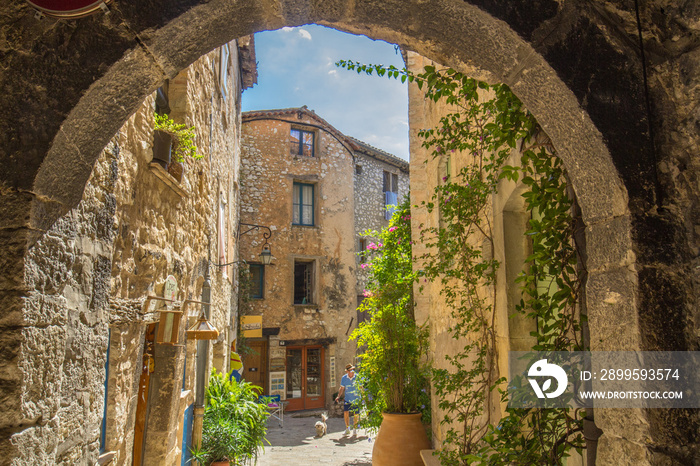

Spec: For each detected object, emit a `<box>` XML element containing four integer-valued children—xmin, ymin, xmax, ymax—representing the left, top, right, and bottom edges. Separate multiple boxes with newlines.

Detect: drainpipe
<box><xmin>583</xmin><ymin>412</ymin><xmax>603</xmax><ymax>465</ymax></box>
<box><xmin>192</xmin><ymin>270</ymin><xmax>212</xmax><ymax>451</ymax></box>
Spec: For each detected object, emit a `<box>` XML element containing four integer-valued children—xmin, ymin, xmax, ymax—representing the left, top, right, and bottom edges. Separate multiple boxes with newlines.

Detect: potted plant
<box><xmin>152</xmin><ymin>113</ymin><xmax>202</xmax><ymax>179</ymax></box>
<box><xmin>189</xmin><ymin>370</ymin><xmax>269</xmax><ymax>466</ymax></box>
<box><xmin>351</xmin><ymin>197</ymin><xmax>431</xmax><ymax>466</ymax></box>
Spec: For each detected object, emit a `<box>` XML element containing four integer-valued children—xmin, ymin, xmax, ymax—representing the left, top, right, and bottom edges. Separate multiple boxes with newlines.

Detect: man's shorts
<box><xmin>343</xmin><ymin>401</ymin><xmax>359</xmax><ymax>414</ymax></box>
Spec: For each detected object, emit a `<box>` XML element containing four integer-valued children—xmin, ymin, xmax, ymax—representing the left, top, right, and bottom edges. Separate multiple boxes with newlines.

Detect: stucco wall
<box><xmin>407</xmin><ymin>50</ymin><xmax>586</xmax><ymax>462</ymax></box>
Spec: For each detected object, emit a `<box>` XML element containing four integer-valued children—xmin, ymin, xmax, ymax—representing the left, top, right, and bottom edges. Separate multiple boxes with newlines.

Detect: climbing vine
<box><xmin>338</xmin><ymin>60</ymin><xmax>586</xmax><ymax>464</ymax></box>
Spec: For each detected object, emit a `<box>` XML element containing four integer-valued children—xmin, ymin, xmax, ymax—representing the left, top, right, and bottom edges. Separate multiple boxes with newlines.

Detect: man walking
<box><xmin>335</xmin><ymin>363</ymin><xmax>359</xmax><ymax>435</ymax></box>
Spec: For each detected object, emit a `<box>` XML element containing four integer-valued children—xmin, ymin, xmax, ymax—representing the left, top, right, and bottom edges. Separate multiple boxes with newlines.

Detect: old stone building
<box><xmin>2</xmin><ymin>1</ymin><xmax>700</xmax><ymax>464</ymax></box>
<box><xmin>0</xmin><ymin>37</ymin><xmax>255</xmax><ymax>465</ymax></box>
<box><xmin>351</xmin><ymin>137</ymin><xmax>410</xmax><ymax>299</ymax></box>
<box><xmin>238</xmin><ymin>107</ymin><xmax>408</xmax><ymax>411</ymax></box>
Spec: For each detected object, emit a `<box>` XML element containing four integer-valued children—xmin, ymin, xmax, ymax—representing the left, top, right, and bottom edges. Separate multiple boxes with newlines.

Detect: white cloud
<box><xmin>298</xmin><ymin>29</ymin><xmax>312</xmax><ymax>40</ymax></box>
<box><xmin>280</xmin><ymin>27</ymin><xmax>294</xmax><ymax>33</ymax></box>
<box><xmin>328</xmin><ymin>69</ymin><xmax>337</xmax><ymax>76</ymax></box>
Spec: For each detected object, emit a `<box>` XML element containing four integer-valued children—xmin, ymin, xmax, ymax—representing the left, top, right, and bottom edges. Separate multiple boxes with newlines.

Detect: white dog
<box><xmin>314</xmin><ymin>413</ymin><xmax>328</xmax><ymax>437</ymax></box>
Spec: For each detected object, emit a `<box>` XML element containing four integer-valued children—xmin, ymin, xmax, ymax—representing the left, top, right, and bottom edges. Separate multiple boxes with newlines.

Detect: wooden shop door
<box><xmin>241</xmin><ymin>340</ymin><xmax>267</xmax><ymax>394</ymax></box>
<box><xmin>285</xmin><ymin>346</ymin><xmax>324</xmax><ymax>411</ymax></box>
<box><xmin>132</xmin><ymin>323</ymin><xmax>156</xmax><ymax>466</ymax></box>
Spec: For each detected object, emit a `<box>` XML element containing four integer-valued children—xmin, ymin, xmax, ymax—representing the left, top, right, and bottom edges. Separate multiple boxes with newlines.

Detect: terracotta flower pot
<box><xmin>211</xmin><ymin>461</ymin><xmax>230</xmax><ymax>466</ymax></box>
<box><xmin>167</xmin><ymin>160</ymin><xmax>184</xmax><ymax>182</ymax></box>
<box><xmin>372</xmin><ymin>412</ymin><xmax>431</xmax><ymax>466</ymax></box>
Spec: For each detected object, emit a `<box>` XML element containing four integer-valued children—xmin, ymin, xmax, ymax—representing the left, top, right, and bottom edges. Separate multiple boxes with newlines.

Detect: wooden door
<box><xmin>241</xmin><ymin>340</ymin><xmax>267</xmax><ymax>393</ymax></box>
<box><xmin>285</xmin><ymin>346</ymin><xmax>324</xmax><ymax>411</ymax></box>
<box><xmin>132</xmin><ymin>323</ymin><xmax>156</xmax><ymax>466</ymax></box>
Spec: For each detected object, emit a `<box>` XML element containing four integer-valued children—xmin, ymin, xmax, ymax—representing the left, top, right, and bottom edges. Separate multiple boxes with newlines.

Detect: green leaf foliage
<box><xmin>338</xmin><ymin>60</ymin><xmax>586</xmax><ymax>464</ymax></box>
<box><xmin>155</xmin><ymin>113</ymin><xmax>203</xmax><ymax>162</ymax></box>
<box><xmin>350</xmin><ymin>198</ymin><xmax>431</xmax><ymax>432</ymax></box>
<box><xmin>189</xmin><ymin>371</ymin><xmax>269</xmax><ymax>465</ymax></box>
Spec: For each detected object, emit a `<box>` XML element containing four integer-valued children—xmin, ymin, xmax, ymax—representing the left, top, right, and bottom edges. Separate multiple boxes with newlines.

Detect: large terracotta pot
<box><xmin>372</xmin><ymin>412</ymin><xmax>431</xmax><ymax>466</ymax></box>
<box><xmin>211</xmin><ymin>461</ymin><xmax>230</xmax><ymax>466</ymax></box>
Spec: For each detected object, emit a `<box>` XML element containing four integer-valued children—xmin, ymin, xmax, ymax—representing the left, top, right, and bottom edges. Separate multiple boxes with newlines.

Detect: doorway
<box><xmin>285</xmin><ymin>346</ymin><xmax>324</xmax><ymax>411</ymax></box>
<box><xmin>241</xmin><ymin>340</ymin><xmax>268</xmax><ymax>394</ymax></box>
<box><xmin>132</xmin><ymin>323</ymin><xmax>156</xmax><ymax>466</ymax></box>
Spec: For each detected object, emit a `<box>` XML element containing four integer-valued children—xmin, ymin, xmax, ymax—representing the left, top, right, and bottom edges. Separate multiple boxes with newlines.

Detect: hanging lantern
<box><xmin>186</xmin><ymin>311</ymin><xmax>219</xmax><ymax>340</ymax></box>
<box><xmin>259</xmin><ymin>243</ymin><xmax>273</xmax><ymax>265</ymax></box>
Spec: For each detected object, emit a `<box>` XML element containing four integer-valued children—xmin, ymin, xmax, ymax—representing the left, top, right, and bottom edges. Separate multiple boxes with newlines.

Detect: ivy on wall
<box><xmin>338</xmin><ymin>60</ymin><xmax>586</xmax><ymax>464</ymax></box>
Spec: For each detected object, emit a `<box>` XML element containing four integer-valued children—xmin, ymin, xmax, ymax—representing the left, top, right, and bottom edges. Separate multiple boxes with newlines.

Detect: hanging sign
<box><xmin>240</xmin><ymin>316</ymin><xmax>263</xmax><ymax>338</ymax></box>
<box><xmin>158</xmin><ymin>276</ymin><xmax>180</xmax><ymax>344</ymax></box>
<box><xmin>163</xmin><ymin>275</ymin><xmax>178</xmax><ymax>301</ymax></box>
<box><xmin>27</xmin><ymin>0</ymin><xmax>112</xmax><ymax>19</ymax></box>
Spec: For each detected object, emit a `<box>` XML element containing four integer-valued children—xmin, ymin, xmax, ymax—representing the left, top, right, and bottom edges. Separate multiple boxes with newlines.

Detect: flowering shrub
<box><xmin>350</xmin><ymin>197</ymin><xmax>430</xmax><ymax>431</ymax></box>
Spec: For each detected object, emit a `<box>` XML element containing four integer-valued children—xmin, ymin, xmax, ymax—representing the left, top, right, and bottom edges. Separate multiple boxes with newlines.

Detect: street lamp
<box><xmin>211</xmin><ymin>222</ymin><xmax>275</xmax><ymax>267</ymax></box>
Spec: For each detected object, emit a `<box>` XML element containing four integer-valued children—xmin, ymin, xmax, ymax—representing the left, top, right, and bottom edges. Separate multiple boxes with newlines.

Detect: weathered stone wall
<box><xmin>104</xmin><ymin>42</ymin><xmax>246</xmax><ymax>466</ymax></box>
<box><xmin>4</xmin><ymin>41</ymin><xmax>249</xmax><ymax>465</ymax></box>
<box><xmin>9</xmin><ymin>139</ymin><xmax>119</xmax><ymax>464</ymax></box>
<box><xmin>353</xmin><ymin>145</ymin><xmax>409</xmax><ymax>294</ymax></box>
<box><xmin>240</xmin><ymin>110</ymin><xmax>358</xmax><ymax>406</ymax></box>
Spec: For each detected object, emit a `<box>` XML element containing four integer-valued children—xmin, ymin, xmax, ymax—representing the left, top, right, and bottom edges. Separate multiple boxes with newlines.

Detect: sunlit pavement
<box><xmin>256</xmin><ymin>411</ymin><xmax>373</xmax><ymax>465</ymax></box>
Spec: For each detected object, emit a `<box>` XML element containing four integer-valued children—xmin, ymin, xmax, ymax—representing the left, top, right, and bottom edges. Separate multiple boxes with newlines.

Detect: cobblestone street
<box><xmin>257</xmin><ymin>411</ymin><xmax>373</xmax><ymax>465</ymax></box>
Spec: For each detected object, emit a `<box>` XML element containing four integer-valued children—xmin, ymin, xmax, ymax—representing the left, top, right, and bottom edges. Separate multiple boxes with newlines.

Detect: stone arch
<box><xmin>5</xmin><ymin>0</ymin><xmax>696</xmax><ymax>463</ymax></box>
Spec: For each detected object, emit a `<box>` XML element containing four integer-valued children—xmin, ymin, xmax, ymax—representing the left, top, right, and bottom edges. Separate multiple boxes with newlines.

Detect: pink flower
<box><xmin>388</xmin><ymin>226</ymin><xmax>397</xmax><ymax>232</ymax></box>
<box><xmin>367</xmin><ymin>242</ymin><xmax>378</xmax><ymax>250</ymax></box>
<box><xmin>442</xmin><ymin>176</ymin><xmax>447</xmax><ymax>182</ymax></box>
<box><xmin>363</xmin><ymin>290</ymin><xmax>374</xmax><ymax>297</ymax></box>
<box><xmin>378</xmin><ymin>243</ymin><xmax>383</xmax><ymax>248</ymax></box>
<box><xmin>360</xmin><ymin>263</ymin><xmax>368</xmax><ymax>269</ymax></box>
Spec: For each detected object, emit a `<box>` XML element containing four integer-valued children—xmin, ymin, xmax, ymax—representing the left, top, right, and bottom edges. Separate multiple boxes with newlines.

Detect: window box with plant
<box><xmin>152</xmin><ymin>113</ymin><xmax>202</xmax><ymax>182</ymax></box>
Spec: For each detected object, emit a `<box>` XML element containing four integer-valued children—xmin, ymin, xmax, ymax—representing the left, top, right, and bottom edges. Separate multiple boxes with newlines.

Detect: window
<box><xmin>355</xmin><ymin>164</ymin><xmax>363</xmax><ymax>175</ymax></box>
<box><xmin>249</xmin><ymin>264</ymin><xmax>264</xmax><ymax>299</ymax></box>
<box><xmin>155</xmin><ymin>81</ymin><xmax>170</xmax><ymax>115</ymax></box>
<box><xmin>294</xmin><ymin>261</ymin><xmax>314</xmax><ymax>304</ymax></box>
<box><xmin>218</xmin><ymin>198</ymin><xmax>227</xmax><ymax>278</ymax></box>
<box><xmin>383</xmin><ymin>171</ymin><xmax>399</xmax><ymax>220</ymax></box>
<box><xmin>358</xmin><ymin>238</ymin><xmax>367</xmax><ymax>263</ymax></box>
<box><xmin>290</xmin><ymin>128</ymin><xmax>315</xmax><ymax>157</ymax></box>
<box><xmin>219</xmin><ymin>43</ymin><xmax>230</xmax><ymax>99</ymax></box>
<box><xmin>293</xmin><ymin>182</ymin><xmax>314</xmax><ymax>226</ymax></box>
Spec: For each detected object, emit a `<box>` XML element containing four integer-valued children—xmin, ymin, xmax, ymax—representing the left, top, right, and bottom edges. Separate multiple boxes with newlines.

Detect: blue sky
<box><xmin>242</xmin><ymin>25</ymin><xmax>409</xmax><ymax>160</ymax></box>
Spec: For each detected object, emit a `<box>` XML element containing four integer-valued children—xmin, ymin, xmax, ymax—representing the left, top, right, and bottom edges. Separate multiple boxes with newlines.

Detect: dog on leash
<box><xmin>314</xmin><ymin>413</ymin><xmax>328</xmax><ymax>437</ymax></box>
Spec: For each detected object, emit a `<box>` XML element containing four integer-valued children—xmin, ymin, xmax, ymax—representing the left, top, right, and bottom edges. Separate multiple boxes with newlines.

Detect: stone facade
<box><xmin>2</xmin><ymin>39</ymin><xmax>255</xmax><ymax>465</ymax></box>
<box><xmin>351</xmin><ymin>138</ymin><xmax>410</xmax><ymax>295</ymax></box>
<box><xmin>239</xmin><ymin>108</ymin><xmax>408</xmax><ymax>411</ymax></box>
